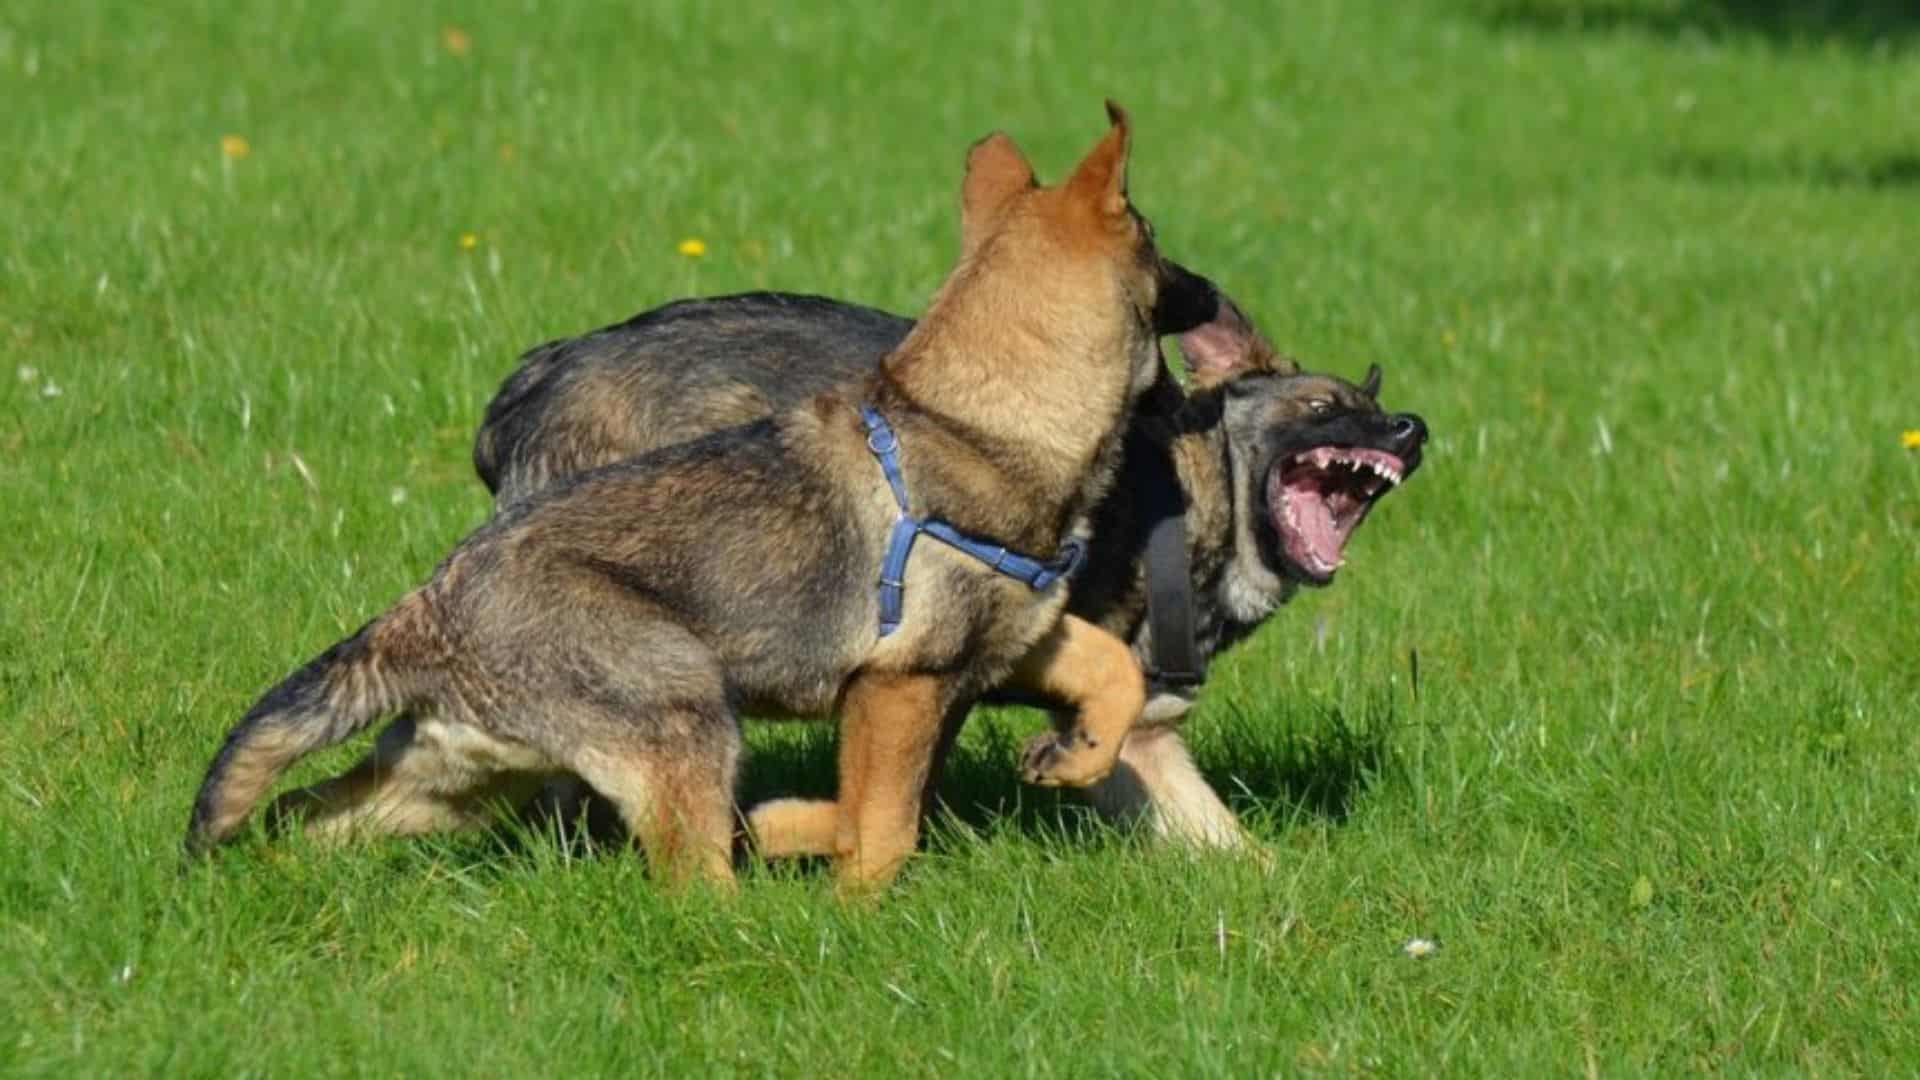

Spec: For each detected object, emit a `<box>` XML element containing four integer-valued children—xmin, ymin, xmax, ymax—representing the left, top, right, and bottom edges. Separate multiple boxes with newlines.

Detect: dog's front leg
<box><xmin>818</xmin><ymin>671</ymin><xmax>954</xmax><ymax>892</ymax></box>
<box><xmin>1011</xmin><ymin>615</ymin><xmax>1147</xmax><ymax>788</ymax></box>
<box><xmin>1083</xmin><ymin>725</ymin><xmax>1261</xmax><ymax>853</ymax></box>
<box><xmin>749</xmin><ymin>691</ymin><xmax>968</xmax><ymax>868</ymax></box>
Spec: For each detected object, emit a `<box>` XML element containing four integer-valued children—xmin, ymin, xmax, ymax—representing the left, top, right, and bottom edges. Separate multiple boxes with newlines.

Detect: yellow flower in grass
<box><xmin>220</xmin><ymin>134</ymin><xmax>251</xmax><ymax>160</ymax></box>
<box><xmin>441</xmin><ymin>26</ymin><xmax>472</xmax><ymax>57</ymax></box>
<box><xmin>1903</xmin><ymin>429</ymin><xmax>1920</xmax><ymax>451</ymax></box>
<box><xmin>678</xmin><ymin>238</ymin><xmax>708</xmax><ymax>258</ymax></box>
<box><xmin>459</xmin><ymin>232</ymin><xmax>479</xmax><ymax>251</ymax></box>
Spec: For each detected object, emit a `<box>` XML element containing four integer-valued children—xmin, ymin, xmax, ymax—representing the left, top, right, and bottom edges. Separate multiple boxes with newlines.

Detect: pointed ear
<box><xmin>1064</xmin><ymin>100</ymin><xmax>1131</xmax><ymax>219</ymax></box>
<box><xmin>1176</xmin><ymin>293</ymin><xmax>1298</xmax><ymax>388</ymax></box>
<box><xmin>1362</xmin><ymin>363</ymin><xmax>1383</xmax><ymax>399</ymax></box>
<box><xmin>960</xmin><ymin>132</ymin><xmax>1036</xmax><ymax>253</ymax></box>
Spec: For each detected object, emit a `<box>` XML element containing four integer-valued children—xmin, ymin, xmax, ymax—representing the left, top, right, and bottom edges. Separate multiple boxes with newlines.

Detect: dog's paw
<box><xmin>1019</xmin><ymin>729</ymin><xmax>1116</xmax><ymax>788</ymax></box>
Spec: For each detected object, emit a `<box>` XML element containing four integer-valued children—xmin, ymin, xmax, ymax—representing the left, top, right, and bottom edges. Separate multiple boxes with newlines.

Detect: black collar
<box><xmin>1135</xmin><ymin>435</ymin><xmax>1206</xmax><ymax>690</ymax></box>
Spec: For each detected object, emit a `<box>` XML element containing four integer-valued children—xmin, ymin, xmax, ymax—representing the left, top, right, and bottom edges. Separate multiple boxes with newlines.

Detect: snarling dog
<box><xmin>187</xmin><ymin>104</ymin><xmax>1209</xmax><ymax>890</ymax></box>
<box><xmin>474</xmin><ymin>286</ymin><xmax>1426</xmax><ymax>853</ymax></box>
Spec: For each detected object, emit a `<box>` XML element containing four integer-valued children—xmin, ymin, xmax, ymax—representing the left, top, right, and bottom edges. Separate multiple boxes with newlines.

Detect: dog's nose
<box><xmin>1389</xmin><ymin>413</ymin><xmax>1427</xmax><ymax>449</ymax></box>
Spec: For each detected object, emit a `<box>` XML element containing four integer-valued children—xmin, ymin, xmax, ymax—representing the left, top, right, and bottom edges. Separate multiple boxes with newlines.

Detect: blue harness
<box><xmin>861</xmin><ymin>407</ymin><xmax>1085</xmax><ymax>637</ymax></box>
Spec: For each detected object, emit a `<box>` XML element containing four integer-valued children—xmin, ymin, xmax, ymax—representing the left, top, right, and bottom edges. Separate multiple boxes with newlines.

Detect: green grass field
<box><xmin>5</xmin><ymin>0</ymin><xmax>1918</xmax><ymax>1073</ymax></box>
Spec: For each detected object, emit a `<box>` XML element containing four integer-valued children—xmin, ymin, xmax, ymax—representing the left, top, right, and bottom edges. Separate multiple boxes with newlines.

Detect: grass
<box><xmin>3</xmin><ymin>0</ymin><xmax>1918</xmax><ymax>1073</ymax></box>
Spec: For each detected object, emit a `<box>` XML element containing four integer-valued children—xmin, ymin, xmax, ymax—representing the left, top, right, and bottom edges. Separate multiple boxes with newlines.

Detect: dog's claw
<box><xmin>1019</xmin><ymin>730</ymin><xmax>1114</xmax><ymax>788</ymax></box>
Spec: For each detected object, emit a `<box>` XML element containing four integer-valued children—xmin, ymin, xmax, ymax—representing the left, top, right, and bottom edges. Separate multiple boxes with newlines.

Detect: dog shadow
<box><xmin>1476</xmin><ymin>0</ymin><xmax>1920</xmax><ymax>47</ymax></box>
<box><xmin>1664</xmin><ymin>150</ymin><xmax>1920</xmax><ymax>191</ymax></box>
<box><xmin>466</xmin><ymin>694</ymin><xmax>1405</xmax><ymax>871</ymax></box>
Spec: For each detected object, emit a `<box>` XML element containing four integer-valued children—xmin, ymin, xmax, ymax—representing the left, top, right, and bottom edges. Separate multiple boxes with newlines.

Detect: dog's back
<box><xmin>476</xmin><ymin>293</ymin><xmax>912</xmax><ymax>503</ymax></box>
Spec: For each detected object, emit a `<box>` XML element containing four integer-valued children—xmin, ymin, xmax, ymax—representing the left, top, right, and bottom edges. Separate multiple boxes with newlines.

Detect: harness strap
<box><xmin>862</xmin><ymin>407</ymin><xmax>1084</xmax><ymax>637</ymax></box>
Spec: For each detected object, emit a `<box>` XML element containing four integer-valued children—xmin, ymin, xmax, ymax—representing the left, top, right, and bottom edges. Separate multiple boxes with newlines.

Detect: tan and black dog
<box><xmin>474</xmin><ymin>288</ymin><xmax>1427</xmax><ymax>853</ymax></box>
<box><xmin>186</xmin><ymin>104</ymin><xmax>1206</xmax><ymax>890</ymax></box>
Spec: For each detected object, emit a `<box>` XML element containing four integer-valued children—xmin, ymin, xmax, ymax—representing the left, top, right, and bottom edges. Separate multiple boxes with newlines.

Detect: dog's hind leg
<box><xmin>267</xmin><ymin>714</ymin><xmax>550</xmax><ymax>842</ymax></box>
<box><xmin>746</xmin><ymin>798</ymin><xmax>838</xmax><ymax>857</ymax></box>
<box><xmin>1010</xmin><ymin>615</ymin><xmax>1147</xmax><ymax>789</ymax></box>
<box><xmin>564</xmin><ymin>715</ymin><xmax>740</xmax><ymax>891</ymax></box>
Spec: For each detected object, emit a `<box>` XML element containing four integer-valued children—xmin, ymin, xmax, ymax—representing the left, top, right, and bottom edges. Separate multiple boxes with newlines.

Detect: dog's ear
<box><xmin>1152</xmin><ymin>263</ymin><xmax>1221</xmax><ymax>336</ymax></box>
<box><xmin>1064</xmin><ymin>100</ymin><xmax>1131</xmax><ymax>220</ymax></box>
<box><xmin>1177</xmin><ymin>293</ymin><xmax>1299</xmax><ymax>388</ymax></box>
<box><xmin>960</xmin><ymin>132</ymin><xmax>1036</xmax><ymax>253</ymax></box>
<box><xmin>1362</xmin><ymin>363</ymin><xmax>1383</xmax><ymax>399</ymax></box>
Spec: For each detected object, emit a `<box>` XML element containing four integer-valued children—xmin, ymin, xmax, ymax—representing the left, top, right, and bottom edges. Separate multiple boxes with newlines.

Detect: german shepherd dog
<box><xmin>474</xmin><ymin>286</ymin><xmax>1427</xmax><ymax>854</ymax></box>
<box><xmin>187</xmin><ymin>105</ymin><xmax>1209</xmax><ymax>890</ymax></box>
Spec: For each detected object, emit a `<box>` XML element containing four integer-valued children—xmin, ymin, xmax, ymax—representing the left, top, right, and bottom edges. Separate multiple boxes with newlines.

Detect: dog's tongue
<box><xmin>1293</xmin><ymin>490</ymin><xmax>1341</xmax><ymax>566</ymax></box>
<box><xmin>1270</xmin><ymin>469</ymin><xmax>1343</xmax><ymax>576</ymax></box>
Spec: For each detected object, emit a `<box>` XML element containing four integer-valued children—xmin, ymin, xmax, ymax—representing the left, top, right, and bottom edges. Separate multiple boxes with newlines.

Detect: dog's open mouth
<box><xmin>1268</xmin><ymin>446</ymin><xmax>1405</xmax><ymax>583</ymax></box>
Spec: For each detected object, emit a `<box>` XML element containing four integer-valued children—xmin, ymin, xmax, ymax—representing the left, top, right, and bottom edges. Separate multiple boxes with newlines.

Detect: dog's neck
<box><xmin>871</xmin><ymin>252</ymin><xmax>1145</xmax><ymax>554</ymax></box>
<box><xmin>1137</xmin><ymin>385</ymin><xmax>1231</xmax><ymax>578</ymax></box>
<box><xmin>1149</xmin><ymin>382</ymin><xmax>1295</xmax><ymax>643</ymax></box>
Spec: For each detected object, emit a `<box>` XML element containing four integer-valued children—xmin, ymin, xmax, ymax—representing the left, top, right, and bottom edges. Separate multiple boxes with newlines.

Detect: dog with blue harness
<box><xmin>190</xmin><ymin>103</ymin><xmax>1216</xmax><ymax>892</ymax></box>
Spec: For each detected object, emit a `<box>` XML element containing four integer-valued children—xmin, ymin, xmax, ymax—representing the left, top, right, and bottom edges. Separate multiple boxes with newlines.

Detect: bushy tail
<box><xmin>185</xmin><ymin>602</ymin><xmax>432</xmax><ymax>855</ymax></box>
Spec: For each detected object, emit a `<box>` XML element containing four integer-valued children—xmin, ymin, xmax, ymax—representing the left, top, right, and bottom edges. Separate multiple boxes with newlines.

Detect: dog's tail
<box><xmin>184</xmin><ymin>592</ymin><xmax>441</xmax><ymax>855</ymax></box>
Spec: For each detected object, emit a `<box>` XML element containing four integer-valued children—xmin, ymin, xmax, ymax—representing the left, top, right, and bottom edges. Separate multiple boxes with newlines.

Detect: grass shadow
<box><xmin>1666</xmin><ymin>150</ymin><xmax>1920</xmax><ymax>189</ymax></box>
<box><xmin>1476</xmin><ymin>0</ymin><xmax>1920</xmax><ymax>47</ymax></box>
<box><xmin>1205</xmin><ymin>695</ymin><xmax>1405</xmax><ymax>827</ymax></box>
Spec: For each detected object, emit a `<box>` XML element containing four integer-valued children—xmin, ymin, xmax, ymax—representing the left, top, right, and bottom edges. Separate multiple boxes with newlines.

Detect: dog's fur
<box><xmin>474</xmin><ymin>289</ymin><xmax>1428</xmax><ymax>851</ymax></box>
<box><xmin>186</xmin><ymin>105</ymin><xmax>1204</xmax><ymax>889</ymax></box>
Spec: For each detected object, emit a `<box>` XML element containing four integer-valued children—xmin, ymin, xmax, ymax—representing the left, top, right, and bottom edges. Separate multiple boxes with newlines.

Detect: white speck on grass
<box><xmin>16</xmin><ymin>365</ymin><xmax>35</xmax><ymax>383</ymax></box>
<box><xmin>1403</xmin><ymin>937</ymin><xmax>1438</xmax><ymax>959</ymax></box>
<box><xmin>239</xmin><ymin>392</ymin><xmax>251</xmax><ymax>433</ymax></box>
<box><xmin>96</xmin><ymin>273</ymin><xmax>109</xmax><ymax>296</ymax></box>
<box><xmin>115</xmin><ymin>964</ymin><xmax>134</xmax><ymax>985</ymax></box>
<box><xmin>288</xmin><ymin>452</ymin><xmax>316</xmax><ymax>490</ymax></box>
<box><xmin>1593</xmin><ymin>417</ymin><xmax>1613</xmax><ymax>456</ymax></box>
<box><xmin>390</xmin><ymin>486</ymin><xmax>408</xmax><ymax>505</ymax></box>
<box><xmin>41</xmin><ymin>382</ymin><xmax>61</xmax><ymax>398</ymax></box>
<box><xmin>381</xmin><ymin>393</ymin><xmax>396</xmax><ymax>417</ymax></box>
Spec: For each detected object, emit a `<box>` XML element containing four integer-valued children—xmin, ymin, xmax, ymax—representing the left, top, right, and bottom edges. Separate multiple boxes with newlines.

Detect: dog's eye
<box><xmin>1307</xmin><ymin>398</ymin><xmax>1333</xmax><ymax>415</ymax></box>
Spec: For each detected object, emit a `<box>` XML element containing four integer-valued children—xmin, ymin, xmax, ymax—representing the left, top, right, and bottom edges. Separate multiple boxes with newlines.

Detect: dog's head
<box><xmin>953</xmin><ymin>102</ymin><xmax>1208</xmax><ymax>403</ymax></box>
<box><xmin>1180</xmin><ymin>298</ymin><xmax>1427</xmax><ymax>588</ymax></box>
